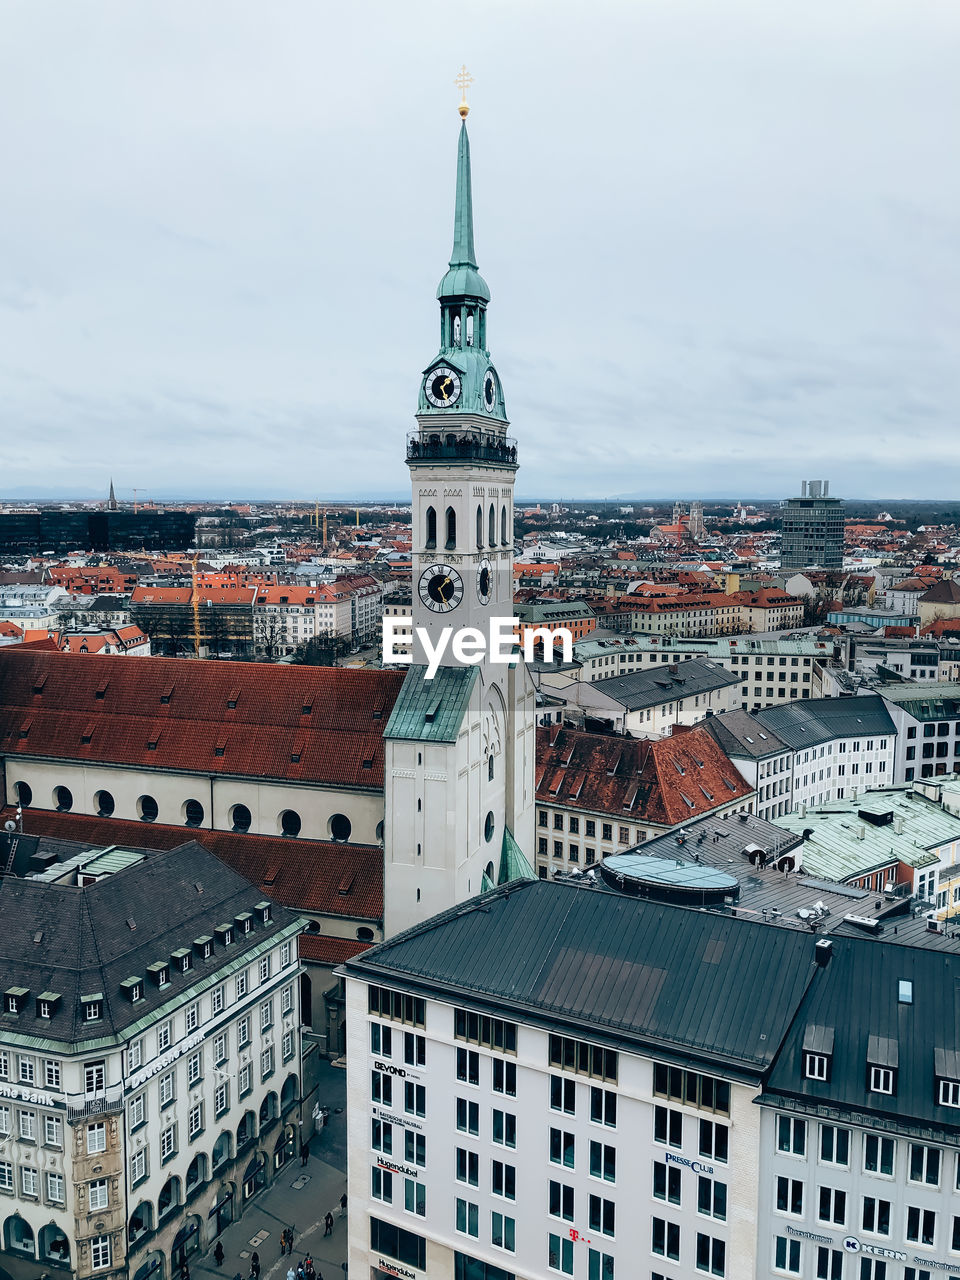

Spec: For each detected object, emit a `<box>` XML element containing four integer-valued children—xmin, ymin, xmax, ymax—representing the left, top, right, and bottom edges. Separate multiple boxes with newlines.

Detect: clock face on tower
<box><xmin>482</xmin><ymin>369</ymin><xmax>497</xmax><ymax>411</ymax></box>
<box><xmin>476</xmin><ymin>558</ymin><xmax>492</xmax><ymax>605</ymax></box>
<box><xmin>424</xmin><ymin>366</ymin><xmax>462</xmax><ymax>408</ymax></box>
<box><xmin>418</xmin><ymin>564</ymin><xmax>464</xmax><ymax>613</ymax></box>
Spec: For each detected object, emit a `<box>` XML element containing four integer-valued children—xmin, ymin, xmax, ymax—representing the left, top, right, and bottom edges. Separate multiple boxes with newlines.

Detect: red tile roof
<box><xmin>535</xmin><ymin>725</ymin><xmax>752</xmax><ymax>827</ymax></box>
<box><xmin>0</xmin><ymin>807</ymin><xmax>384</xmax><ymax>920</ymax></box>
<box><xmin>0</xmin><ymin>649</ymin><xmax>405</xmax><ymax>789</ymax></box>
<box><xmin>298</xmin><ymin>935</ymin><xmax>372</xmax><ymax>965</ymax></box>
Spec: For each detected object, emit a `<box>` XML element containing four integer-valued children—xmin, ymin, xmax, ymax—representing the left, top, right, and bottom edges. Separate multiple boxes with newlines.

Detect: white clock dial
<box><xmin>424</xmin><ymin>366</ymin><xmax>462</xmax><ymax>408</ymax></box>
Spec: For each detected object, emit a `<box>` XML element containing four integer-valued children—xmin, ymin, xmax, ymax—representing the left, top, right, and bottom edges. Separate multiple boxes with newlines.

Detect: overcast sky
<box><xmin>1</xmin><ymin>0</ymin><xmax>958</xmax><ymax>502</ymax></box>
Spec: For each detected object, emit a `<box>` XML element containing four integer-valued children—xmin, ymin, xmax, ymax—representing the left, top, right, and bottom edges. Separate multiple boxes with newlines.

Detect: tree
<box><xmin>295</xmin><ymin>634</ymin><xmax>350</xmax><ymax>666</ymax></box>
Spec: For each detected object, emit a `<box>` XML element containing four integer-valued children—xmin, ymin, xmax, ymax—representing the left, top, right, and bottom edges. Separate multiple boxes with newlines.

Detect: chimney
<box><xmin>893</xmin><ymin>815</ymin><xmax>904</xmax><ymax>835</ymax></box>
<box><xmin>815</xmin><ymin>939</ymin><xmax>833</xmax><ymax>967</ymax></box>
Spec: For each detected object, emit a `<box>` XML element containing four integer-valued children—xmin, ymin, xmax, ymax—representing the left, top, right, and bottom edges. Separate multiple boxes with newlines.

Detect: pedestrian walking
<box><xmin>339</xmin><ymin>1192</ymin><xmax>347</xmax><ymax>1219</ymax></box>
<box><xmin>300</xmin><ymin>1140</ymin><xmax>310</xmax><ymax>1166</ymax></box>
<box><xmin>250</xmin><ymin>1251</ymin><xmax>260</xmax><ymax>1280</ymax></box>
<box><xmin>214</xmin><ymin>1242</ymin><xmax>224</xmax><ymax>1268</ymax></box>
<box><xmin>286</xmin><ymin>1268</ymin><xmax>295</xmax><ymax>1280</ymax></box>
<box><xmin>323</xmin><ymin>1211</ymin><xmax>333</xmax><ymax>1237</ymax></box>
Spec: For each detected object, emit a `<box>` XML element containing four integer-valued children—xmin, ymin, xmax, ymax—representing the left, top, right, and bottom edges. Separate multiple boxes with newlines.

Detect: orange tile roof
<box><xmin>0</xmin><ymin>649</ymin><xmax>405</xmax><ymax>790</ymax></box>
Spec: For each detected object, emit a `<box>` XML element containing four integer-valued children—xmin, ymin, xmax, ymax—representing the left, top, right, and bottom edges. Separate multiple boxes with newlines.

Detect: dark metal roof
<box><xmin>765</xmin><ymin>933</ymin><xmax>960</xmax><ymax>1132</ymax></box>
<box><xmin>702</xmin><ymin>709</ymin><xmax>790</xmax><ymax>760</ymax></box>
<box><xmin>754</xmin><ymin>693</ymin><xmax>895</xmax><ymax>750</ymax></box>
<box><xmin>346</xmin><ymin>879</ymin><xmax>820</xmax><ymax>1073</ymax></box>
<box><xmin>590</xmin><ymin>658</ymin><xmax>739</xmax><ymax>712</ymax></box>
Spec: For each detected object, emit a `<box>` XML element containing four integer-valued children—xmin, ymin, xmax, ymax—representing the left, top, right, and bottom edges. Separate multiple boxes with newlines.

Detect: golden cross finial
<box><xmin>455</xmin><ymin>64</ymin><xmax>474</xmax><ymax>119</ymax></box>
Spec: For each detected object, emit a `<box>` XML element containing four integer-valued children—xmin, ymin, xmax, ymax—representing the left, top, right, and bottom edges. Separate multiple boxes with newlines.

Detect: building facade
<box><xmin>780</xmin><ymin>481</ymin><xmax>844</xmax><ymax>571</ymax></box>
<box><xmin>0</xmin><ymin>842</ymin><xmax>305</xmax><ymax>1280</ymax></box>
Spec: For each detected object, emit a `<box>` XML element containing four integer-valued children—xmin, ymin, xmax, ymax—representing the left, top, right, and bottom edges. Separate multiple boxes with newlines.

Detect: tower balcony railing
<box><xmin>407</xmin><ymin>431</ymin><xmax>517</xmax><ymax>467</ymax></box>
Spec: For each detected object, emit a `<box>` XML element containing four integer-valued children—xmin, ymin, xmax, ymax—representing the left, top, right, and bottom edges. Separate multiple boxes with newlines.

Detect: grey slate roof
<box><xmin>346</xmin><ymin>879</ymin><xmax>820</xmax><ymax>1073</ymax></box>
<box><xmin>754</xmin><ymin>693</ymin><xmax>895</xmax><ymax>750</ymax></box>
<box><xmin>0</xmin><ymin>841</ymin><xmax>302</xmax><ymax>1046</ymax></box>
<box><xmin>878</xmin><ymin>682</ymin><xmax>960</xmax><ymax>722</ymax></box>
<box><xmin>590</xmin><ymin>658</ymin><xmax>739</xmax><ymax>712</ymax></box>
<box><xmin>702</xmin><ymin>709</ymin><xmax>790</xmax><ymax>760</ymax></box>
<box><xmin>764</xmin><ymin>933</ymin><xmax>960</xmax><ymax>1134</ymax></box>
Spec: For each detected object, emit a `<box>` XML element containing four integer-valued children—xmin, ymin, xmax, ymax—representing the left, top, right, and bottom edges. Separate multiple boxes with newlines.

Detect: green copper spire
<box><xmin>437</xmin><ymin>119</ymin><xmax>490</xmax><ymax>303</ymax></box>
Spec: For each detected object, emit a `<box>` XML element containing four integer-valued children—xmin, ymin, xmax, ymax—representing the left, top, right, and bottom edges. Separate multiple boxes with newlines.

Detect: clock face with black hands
<box><xmin>483</xmin><ymin>369</ymin><xmax>497</xmax><ymax>410</ymax></box>
<box><xmin>425</xmin><ymin>366</ymin><xmax>462</xmax><ymax>408</ymax></box>
<box><xmin>418</xmin><ymin>563</ymin><xmax>464</xmax><ymax>613</ymax></box>
<box><xmin>476</xmin><ymin>558</ymin><xmax>492</xmax><ymax>605</ymax></box>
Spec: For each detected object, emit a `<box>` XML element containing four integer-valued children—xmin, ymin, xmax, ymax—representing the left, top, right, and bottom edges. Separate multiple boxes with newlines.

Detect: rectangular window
<box><xmin>159</xmin><ymin>1071</ymin><xmax>175</xmax><ymax>1107</ymax></box>
<box><xmin>456</xmin><ymin>1198</ymin><xmax>479</xmax><ymax>1238</ymax></box>
<box><xmin>863</xmin><ymin>1134</ymin><xmax>894</xmax><ymax>1176</ymax></box>
<box><xmin>404</xmin><ymin>1032</ymin><xmax>426</xmax><ymax>1066</ymax></box>
<box><xmin>588</xmin><ymin>1194</ymin><xmax>615</xmax><ymax>1238</ymax></box>
<box><xmin>185</xmin><ymin>1001</ymin><xmax>199</xmax><ymax>1033</ymax></box>
<box><xmin>282</xmin><ymin>1029</ymin><xmax>295</xmax><ymax>1062</ymax></box>
<box><xmin>43</xmin><ymin>1114</ymin><xmax>63</xmax><ymax>1147</ymax></box>
<box><xmin>20</xmin><ymin>1166</ymin><xmax>38</xmax><ymax>1197</ymax></box>
<box><xmin>188</xmin><ymin>1102</ymin><xmax>203</xmax><ymax>1139</ymax></box>
<box><xmin>492</xmin><ymin>1058</ymin><xmax>517</xmax><ymax>1096</ymax></box>
<box><xmin>654</xmin><ymin>1105</ymin><xmax>683</xmax><ymax>1148</ymax></box>
<box><xmin>157</xmin><ymin>1021</ymin><xmax>171</xmax><ymax>1052</ymax></box>
<box><xmin>820</xmin><ymin>1124</ymin><xmax>850</xmax><ymax>1166</ymax></box>
<box><xmin>775</xmin><ymin>1236</ymin><xmax>801</xmax><ymax>1274</ymax></box>
<box><xmin>549</xmin><ymin>1232</ymin><xmax>574</xmax><ymax>1275</ymax></box>
<box><xmin>870</xmin><ymin>1066</ymin><xmax>894</xmax><ymax>1095</ymax></box>
<box><xmin>909</xmin><ymin>1143</ymin><xmax>941</xmax><ymax>1186</ymax></box>
<box><xmin>128</xmin><ymin>1039</ymin><xmax>143</xmax><ymax>1071</ymax></box>
<box><xmin>456</xmin><ymin>1147</ymin><xmax>479</xmax><ymax>1187</ymax></box>
<box><xmin>404</xmin><ymin>1081</ymin><xmax>425</xmax><ymax>1117</ymax></box>
<box><xmin>456</xmin><ymin>1098</ymin><xmax>478</xmax><ymax>1135</ymax></box>
<box><xmin>491</xmin><ymin>1211</ymin><xmax>515</xmax><ymax>1253</ymax></box>
<box><xmin>280</xmin><ymin>941</ymin><xmax>291</xmax><ymax>967</ymax></box>
<box><xmin>238</xmin><ymin>1063</ymin><xmax>251</xmax><ymax>1096</ymax></box>
<box><xmin>492</xmin><ymin>1160</ymin><xmax>516</xmax><ymax>1200</ymax></box>
<box><xmin>777</xmin><ymin>1115</ymin><xmax>806</xmax><ymax>1156</ymax></box>
<box><xmin>260</xmin><ymin>1045</ymin><xmax>274</xmax><ymax>1079</ymax></box>
<box><xmin>699</xmin><ymin>1119</ymin><xmax>729</xmax><ymax>1163</ymax></box>
<box><xmin>696</xmin><ymin>1233</ymin><xmax>726</xmax><ymax>1277</ymax></box>
<box><xmin>367</xmin><ymin>985</ymin><xmax>426</xmax><ymax>1028</ymax></box>
<box><xmin>187</xmin><ymin>1051</ymin><xmax>202</xmax><ymax>1086</ymax></box>
<box><xmin>589</xmin><ymin>1140</ymin><xmax>616</xmax><ymax>1182</ymax></box>
<box><xmin>817</xmin><ymin>1186</ymin><xmax>846</xmax><ymax>1225</ymax></box>
<box><xmin>546</xmin><ymin>1129</ymin><xmax>574</xmax><ymax>1176</ymax></box>
<box><xmin>215</xmin><ymin>1082</ymin><xmax>229</xmax><ymax>1117</ymax></box>
<box><xmin>777</xmin><ymin>1176</ymin><xmax>804</xmax><ymax>1216</ymax></box>
<box><xmin>160</xmin><ymin>1124</ymin><xmax>177</xmax><ymax>1161</ymax></box>
<box><xmin>91</xmin><ymin>1236</ymin><xmax>112</xmax><ymax>1272</ymax></box>
<box><xmin>816</xmin><ymin>1247</ymin><xmax>843</xmax><ymax>1280</ymax></box>
<box><xmin>46</xmin><ymin>1171</ymin><xmax>65</xmax><ymax>1203</ymax></box>
<box><xmin>371</xmin><ymin>1118</ymin><xmax>393</xmax><ymax>1155</ymax></box>
<box><xmin>43</xmin><ymin>1059</ymin><xmax>61</xmax><ymax>1090</ymax></box>
<box><xmin>404</xmin><ymin>1177</ymin><xmax>425</xmax><ymax>1217</ymax></box>
<box><xmin>259</xmin><ymin>955</ymin><xmax>271</xmax><ymax>983</ymax></box>
<box><xmin>588</xmin><ymin>1249</ymin><xmax>614</xmax><ymax>1280</ymax></box>
<box><xmin>590</xmin><ymin>1086</ymin><xmax>616</xmax><ymax>1127</ymax></box>
<box><xmin>457</xmin><ymin>1048</ymin><xmax>480</xmax><ymax>1085</ymax></box>
<box><xmin>549</xmin><ymin>1034</ymin><xmax>618</xmax><ymax>1082</ymax></box>
<box><xmin>653</xmin><ymin>1062</ymin><xmax>731</xmax><ymax>1115</ymax></box>
<box><xmin>18</xmin><ymin>1056</ymin><xmax>35</xmax><ymax>1084</ymax></box>
<box><xmin>403</xmin><ymin>1130</ymin><xmax>425</xmax><ymax>1167</ymax></box>
<box><xmin>654</xmin><ymin>1161</ymin><xmax>682</xmax><ymax>1205</ymax></box>
<box><xmin>281</xmin><ymin>984</ymin><xmax>294</xmax><ymax>1015</ymax></box>
<box><xmin>698</xmin><ymin>1176</ymin><xmax>727</xmax><ymax>1221</ymax></box>
<box><xmin>905</xmin><ymin>1205</ymin><xmax>936</xmax><ymax>1246</ymax></box>
<box><xmin>651</xmin><ymin>1218</ymin><xmax>680</xmax><ymax>1261</ymax></box>
<box><xmin>492</xmin><ymin>1109</ymin><xmax>516</xmax><ymax>1148</ymax></box>
<box><xmin>236</xmin><ymin>970</ymin><xmax>248</xmax><ymax>999</ymax></box>
<box><xmin>454</xmin><ymin>1008</ymin><xmax>517</xmax><ymax>1052</ymax></box>
<box><xmin>87</xmin><ymin>1122</ymin><xmax>106</xmax><ymax>1154</ymax></box>
<box><xmin>212</xmin><ymin>985</ymin><xmax>225</xmax><ymax>1015</ymax></box>
<box><xmin>371</xmin><ymin>1166</ymin><xmax>393</xmax><ymax>1203</ymax></box>
<box><xmin>550</xmin><ymin>1075</ymin><xmax>576</xmax><ymax>1114</ymax></box>
<box><xmin>88</xmin><ymin>1178</ymin><xmax>109</xmax><ymax>1211</ymax></box>
<box><xmin>0</xmin><ymin>1162</ymin><xmax>11</xmax><ymax>1190</ymax></box>
<box><xmin>861</xmin><ymin>1196</ymin><xmax>891</xmax><ymax>1235</ymax></box>
<box><xmin>260</xmin><ymin>999</ymin><xmax>273</xmax><ymax>1033</ymax></box>
<box><xmin>549</xmin><ymin>1180</ymin><xmax>575</xmax><ymax>1221</ymax></box>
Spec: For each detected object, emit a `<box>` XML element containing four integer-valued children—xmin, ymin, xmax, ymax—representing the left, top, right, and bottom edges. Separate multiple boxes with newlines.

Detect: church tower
<box><xmin>382</xmin><ymin>80</ymin><xmax>536</xmax><ymax>937</ymax></box>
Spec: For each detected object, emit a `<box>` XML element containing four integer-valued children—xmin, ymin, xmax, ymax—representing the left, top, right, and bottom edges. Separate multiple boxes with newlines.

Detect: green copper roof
<box><xmin>437</xmin><ymin>122</ymin><xmax>490</xmax><ymax>302</ymax></box>
<box><xmin>384</xmin><ymin>664</ymin><xmax>478</xmax><ymax>742</ymax></box>
<box><xmin>498</xmin><ymin>825</ymin><xmax>538</xmax><ymax>886</ymax></box>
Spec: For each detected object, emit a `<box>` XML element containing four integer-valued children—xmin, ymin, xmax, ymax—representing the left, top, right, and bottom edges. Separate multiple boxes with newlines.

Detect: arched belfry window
<box><xmin>501</xmin><ymin>505</ymin><xmax>508</xmax><ymax>545</ymax></box>
<box><xmin>466</xmin><ymin>312</ymin><xmax>474</xmax><ymax>347</ymax></box>
<box><xmin>445</xmin><ymin>506</ymin><xmax>457</xmax><ymax>551</ymax></box>
<box><xmin>488</xmin><ymin>503</ymin><xmax>496</xmax><ymax>547</ymax></box>
<box><xmin>476</xmin><ymin>505</ymin><xmax>483</xmax><ymax>550</ymax></box>
<box><xmin>425</xmin><ymin>506</ymin><xmax>437</xmax><ymax>549</ymax></box>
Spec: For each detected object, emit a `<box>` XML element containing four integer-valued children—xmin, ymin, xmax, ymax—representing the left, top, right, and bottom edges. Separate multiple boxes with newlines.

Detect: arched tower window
<box><xmin>445</xmin><ymin>506</ymin><xmax>457</xmax><ymax>551</ymax></box>
<box><xmin>501</xmin><ymin>504</ymin><xmax>508</xmax><ymax>545</ymax></box>
<box><xmin>488</xmin><ymin>503</ymin><xmax>496</xmax><ymax>547</ymax></box>
<box><xmin>476</xmin><ymin>505</ymin><xmax>483</xmax><ymax>550</ymax></box>
<box><xmin>425</xmin><ymin>506</ymin><xmax>436</xmax><ymax>549</ymax></box>
<box><xmin>452</xmin><ymin>313</ymin><xmax>461</xmax><ymax>345</ymax></box>
<box><xmin>466</xmin><ymin>312</ymin><xmax>474</xmax><ymax>346</ymax></box>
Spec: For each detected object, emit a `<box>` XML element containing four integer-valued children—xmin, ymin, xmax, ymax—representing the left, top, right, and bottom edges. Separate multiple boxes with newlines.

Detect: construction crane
<box><xmin>191</xmin><ymin>553</ymin><xmax>202</xmax><ymax>658</ymax></box>
<box><xmin>322</xmin><ymin>509</ymin><xmax>328</xmax><ymax>545</ymax></box>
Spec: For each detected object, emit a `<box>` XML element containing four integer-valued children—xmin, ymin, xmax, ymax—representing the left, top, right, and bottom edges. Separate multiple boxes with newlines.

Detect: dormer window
<box><xmin>867</xmin><ymin>1034</ymin><xmax>898</xmax><ymax>1096</ymax></box>
<box><xmin>215</xmin><ymin>924</ymin><xmax>233</xmax><ymax>947</ymax></box>
<box><xmin>934</xmin><ymin>1048</ymin><xmax>960</xmax><ymax>1107</ymax></box>
<box><xmin>802</xmin><ymin>1026</ymin><xmax>833</xmax><ymax>1082</ymax></box>
<box><xmin>870</xmin><ymin>1067</ymin><xmax>894</xmax><ymax>1095</ymax></box>
<box><xmin>255</xmin><ymin>901</ymin><xmax>272</xmax><ymax>926</ymax></box>
<box><xmin>4</xmin><ymin>988</ymin><xmax>29</xmax><ymax>1015</ymax></box>
<box><xmin>82</xmin><ymin>996</ymin><xmax>103</xmax><ymax>1023</ymax></box>
<box><xmin>119</xmin><ymin>978</ymin><xmax>143</xmax><ymax>1004</ymax></box>
<box><xmin>147</xmin><ymin>962</ymin><xmax>170</xmax><ymax>989</ymax></box>
<box><xmin>236</xmin><ymin>913</ymin><xmax>253</xmax><ymax>936</ymax></box>
<box><xmin>194</xmin><ymin>936</ymin><xmax>214</xmax><ymax>960</ymax></box>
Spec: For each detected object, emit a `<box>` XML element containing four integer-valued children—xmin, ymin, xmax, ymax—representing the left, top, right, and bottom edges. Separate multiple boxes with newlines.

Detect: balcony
<box><xmin>66</xmin><ymin>1083</ymin><xmax>124</xmax><ymax>1122</ymax></box>
<box><xmin>407</xmin><ymin>432</ymin><xmax>517</xmax><ymax>468</ymax></box>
